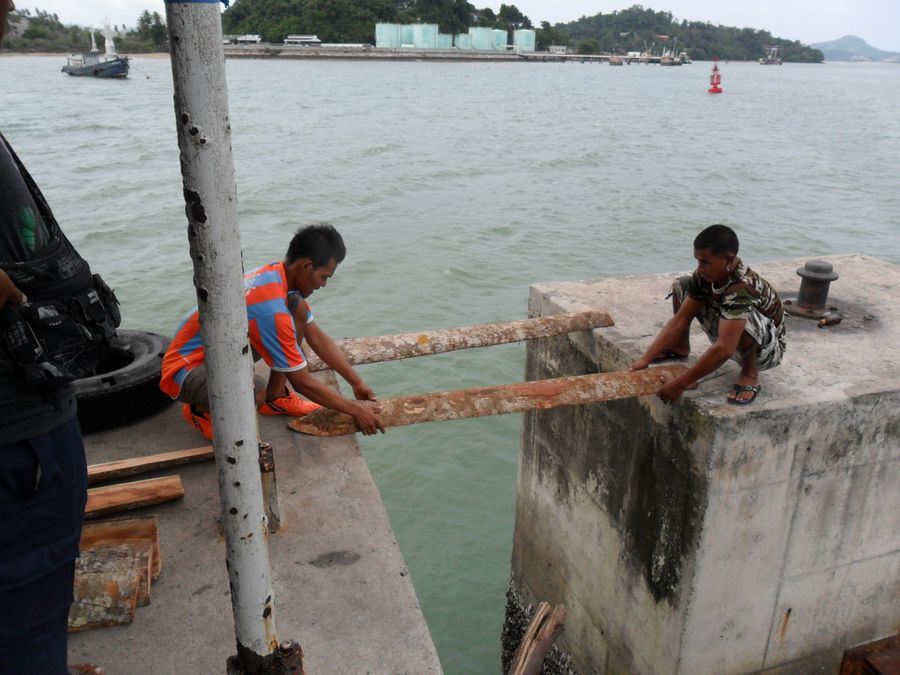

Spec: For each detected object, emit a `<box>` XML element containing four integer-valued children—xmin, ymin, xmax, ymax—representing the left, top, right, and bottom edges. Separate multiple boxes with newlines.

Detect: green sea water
<box><xmin>1</xmin><ymin>55</ymin><xmax>898</xmax><ymax>673</ymax></box>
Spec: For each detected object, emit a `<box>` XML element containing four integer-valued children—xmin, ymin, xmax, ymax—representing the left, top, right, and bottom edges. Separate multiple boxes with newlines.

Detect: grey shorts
<box><xmin>673</xmin><ymin>276</ymin><xmax>786</xmax><ymax>371</ymax></box>
<box><xmin>178</xmin><ymin>293</ymin><xmax>305</xmax><ymax>407</ymax></box>
<box><xmin>177</xmin><ymin>354</ymin><xmax>267</xmax><ymax>408</ymax></box>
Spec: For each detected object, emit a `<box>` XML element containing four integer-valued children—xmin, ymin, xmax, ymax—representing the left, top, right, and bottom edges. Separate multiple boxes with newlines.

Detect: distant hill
<box><xmin>810</xmin><ymin>35</ymin><xmax>900</xmax><ymax>62</ymax></box>
<box><xmin>555</xmin><ymin>6</ymin><xmax>823</xmax><ymax>62</ymax></box>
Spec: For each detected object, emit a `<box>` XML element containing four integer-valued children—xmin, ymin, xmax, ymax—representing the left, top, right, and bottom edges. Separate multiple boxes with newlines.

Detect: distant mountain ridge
<box><xmin>810</xmin><ymin>35</ymin><xmax>900</xmax><ymax>62</ymax></box>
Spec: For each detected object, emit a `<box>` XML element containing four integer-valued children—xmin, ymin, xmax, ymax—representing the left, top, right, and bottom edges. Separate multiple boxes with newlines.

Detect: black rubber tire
<box><xmin>74</xmin><ymin>330</ymin><xmax>173</xmax><ymax>433</ymax></box>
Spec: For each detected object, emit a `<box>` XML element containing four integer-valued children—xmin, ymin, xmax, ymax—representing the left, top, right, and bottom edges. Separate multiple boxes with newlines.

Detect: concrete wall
<box><xmin>504</xmin><ymin>255</ymin><xmax>900</xmax><ymax>674</ymax></box>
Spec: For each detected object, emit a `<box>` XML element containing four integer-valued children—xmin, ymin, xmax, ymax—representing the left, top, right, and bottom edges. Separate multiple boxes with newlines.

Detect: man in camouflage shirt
<box><xmin>630</xmin><ymin>224</ymin><xmax>786</xmax><ymax>404</ymax></box>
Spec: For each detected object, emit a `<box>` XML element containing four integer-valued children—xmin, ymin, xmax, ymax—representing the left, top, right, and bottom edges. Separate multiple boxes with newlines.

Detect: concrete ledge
<box><xmin>506</xmin><ymin>254</ymin><xmax>900</xmax><ymax>674</ymax></box>
<box><xmin>69</xmin><ymin>371</ymin><xmax>441</xmax><ymax>673</ymax></box>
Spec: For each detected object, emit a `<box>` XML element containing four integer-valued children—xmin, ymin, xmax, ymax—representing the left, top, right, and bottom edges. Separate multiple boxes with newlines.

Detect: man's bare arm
<box><xmin>630</xmin><ymin>295</ymin><xmax>704</xmax><ymax>371</ymax></box>
<box><xmin>656</xmin><ymin>318</ymin><xmax>746</xmax><ymax>402</ymax></box>
<box><xmin>285</xmin><ymin>367</ymin><xmax>383</xmax><ymax>435</ymax></box>
<box><xmin>304</xmin><ymin>320</ymin><xmax>376</xmax><ymax>401</ymax></box>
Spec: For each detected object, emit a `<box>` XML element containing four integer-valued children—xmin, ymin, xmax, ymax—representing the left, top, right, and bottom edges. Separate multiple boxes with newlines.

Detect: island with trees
<box><xmin>2</xmin><ymin>3</ymin><xmax>824</xmax><ymax>63</ymax></box>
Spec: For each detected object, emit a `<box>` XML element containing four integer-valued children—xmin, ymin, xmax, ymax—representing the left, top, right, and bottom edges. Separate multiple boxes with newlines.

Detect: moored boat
<box><xmin>62</xmin><ymin>23</ymin><xmax>129</xmax><ymax>79</ymax></box>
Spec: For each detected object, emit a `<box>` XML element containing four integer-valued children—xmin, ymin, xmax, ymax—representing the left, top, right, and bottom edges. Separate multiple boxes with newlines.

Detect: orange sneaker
<box><xmin>181</xmin><ymin>404</ymin><xmax>213</xmax><ymax>441</ymax></box>
<box><xmin>258</xmin><ymin>391</ymin><xmax>321</xmax><ymax>417</ymax></box>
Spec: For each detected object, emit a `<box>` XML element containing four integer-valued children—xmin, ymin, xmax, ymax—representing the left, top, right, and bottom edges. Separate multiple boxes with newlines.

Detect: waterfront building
<box><xmin>283</xmin><ymin>34</ymin><xmax>321</xmax><ymax>45</ymax></box>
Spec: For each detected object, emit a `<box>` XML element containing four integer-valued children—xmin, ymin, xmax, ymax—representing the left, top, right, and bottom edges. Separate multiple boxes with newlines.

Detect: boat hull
<box><xmin>62</xmin><ymin>57</ymin><xmax>129</xmax><ymax>79</ymax></box>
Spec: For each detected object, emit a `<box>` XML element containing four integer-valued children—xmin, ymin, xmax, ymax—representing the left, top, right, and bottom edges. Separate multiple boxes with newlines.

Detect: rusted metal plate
<box><xmin>289</xmin><ymin>366</ymin><xmax>686</xmax><ymax>436</ymax></box>
<box><xmin>305</xmin><ymin>310</ymin><xmax>614</xmax><ymax>371</ymax></box>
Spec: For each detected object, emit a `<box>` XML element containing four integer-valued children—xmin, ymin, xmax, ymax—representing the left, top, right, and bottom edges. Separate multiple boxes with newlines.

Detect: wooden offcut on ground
<box><xmin>69</xmin><ymin>516</ymin><xmax>162</xmax><ymax>632</ymax></box>
<box><xmin>85</xmin><ymin>475</ymin><xmax>185</xmax><ymax>519</ymax></box>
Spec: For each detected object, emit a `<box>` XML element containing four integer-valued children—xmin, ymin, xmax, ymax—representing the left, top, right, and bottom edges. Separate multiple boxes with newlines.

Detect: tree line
<box><xmin>2</xmin><ymin>4</ymin><xmax>824</xmax><ymax>62</ymax></box>
<box><xmin>220</xmin><ymin>0</ymin><xmax>533</xmax><ymax>46</ymax></box>
<box><xmin>557</xmin><ymin>6</ymin><xmax>823</xmax><ymax>62</ymax></box>
<box><xmin>3</xmin><ymin>8</ymin><xmax>169</xmax><ymax>53</ymax></box>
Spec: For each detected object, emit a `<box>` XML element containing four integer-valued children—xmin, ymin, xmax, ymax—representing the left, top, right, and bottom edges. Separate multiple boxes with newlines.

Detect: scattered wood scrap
<box><xmin>289</xmin><ymin>365</ymin><xmax>687</xmax><ymax>436</ymax></box>
<box><xmin>88</xmin><ymin>446</ymin><xmax>213</xmax><ymax>485</ymax></box>
<box><xmin>507</xmin><ymin>602</ymin><xmax>567</xmax><ymax>675</ymax></box>
<box><xmin>85</xmin><ymin>475</ymin><xmax>184</xmax><ymax>519</ymax></box>
<box><xmin>69</xmin><ymin>516</ymin><xmax>162</xmax><ymax>632</ymax></box>
<box><xmin>304</xmin><ymin>310</ymin><xmax>614</xmax><ymax>371</ymax></box>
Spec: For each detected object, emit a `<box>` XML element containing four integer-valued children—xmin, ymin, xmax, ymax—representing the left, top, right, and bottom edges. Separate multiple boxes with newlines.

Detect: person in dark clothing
<box><xmin>1</xmin><ymin>3</ymin><xmax>93</xmax><ymax>671</ymax></box>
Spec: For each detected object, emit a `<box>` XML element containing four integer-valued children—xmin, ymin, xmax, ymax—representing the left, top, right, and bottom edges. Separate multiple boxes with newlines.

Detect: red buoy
<box><xmin>708</xmin><ymin>59</ymin><xmax>723</xmax><ymax>94</ymax></box>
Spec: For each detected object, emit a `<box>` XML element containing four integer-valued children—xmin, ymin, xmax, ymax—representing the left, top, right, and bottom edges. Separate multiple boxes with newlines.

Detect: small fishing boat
<box><xmin>62</xmin><ymin>23</ymin><xmax>129</xmax><ymax>79</ymax></box>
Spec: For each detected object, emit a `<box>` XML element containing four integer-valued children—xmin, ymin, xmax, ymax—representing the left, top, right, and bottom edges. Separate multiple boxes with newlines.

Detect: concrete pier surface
<box><xmin>506</xmin><ymin>254</ymin><xmax>899</xmax><ymax>674</ymax></box>
<box><xmin>68</xmin><ymin>371</ymin><xmax>441</xmax><ymax>674</ymax></box>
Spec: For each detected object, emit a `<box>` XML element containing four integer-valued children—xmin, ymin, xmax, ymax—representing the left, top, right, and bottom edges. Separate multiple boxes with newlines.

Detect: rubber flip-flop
<box><xmin>650</xmin><ymin>350</ymin><xmax>689</xmax><ymax>364</ymax></box>
<box><xmin>727</xmin><ymin>384</ymin><xmax>760</xmax><ymax>405</ymax></box>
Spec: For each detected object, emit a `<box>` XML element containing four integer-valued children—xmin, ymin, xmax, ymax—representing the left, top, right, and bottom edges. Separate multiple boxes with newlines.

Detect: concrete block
<box><xmin>785</xmin><ymin>459</ymin><xmax>900</xmax><ymax>576</ymax></box>
<box><xmin>763</xmin><ymin>552</ymin><xmax>900</xmax><ymax>668</ymax></box>
<box><xmin>509</xmin><ymin>255</ymin><xmax>900</xmax><ymax>675</ymax></box>
<box><xmin>512</xmin><ymin>426</ymin><xmax>687</xmax><ymax>675</ymax></box>
<box><xmin>680</xmin><ymin>479</ymin><xmax>795</xmax><ymax>673</ymax></box>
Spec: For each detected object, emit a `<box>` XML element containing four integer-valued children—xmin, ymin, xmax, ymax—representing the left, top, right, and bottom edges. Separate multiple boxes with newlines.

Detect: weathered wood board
<box><xmin>68</xmin><ymin>516</ymin><xmax>163</xmax><ymax>631</ymax></box>
<box><xmin>68</xmin><ymin>545</ymin><xmax>145</xmax><ymax>632</ymax></box>
<box><xmin>304</xmin><ymin>310</ymin><xmax>614</xmax><ymax>371</ymax></box>
<box><xmin>85</xmin><ymin>476</ymin><xmax>184</xmax><ymax>519</ymax></box>
<box><xmin>289</xmin><ymin>366</ymin><xmax>687</xmax><ymax>436</ymax></box>
<box><xmin>88</xmin><ymin>446</ymin><xmax>213</xmax><ymax>485</ymax></box>
<box><xmin>79</xmin><ymin>516</ymin><xmax>162</xmax><ymax>581</ymax></box>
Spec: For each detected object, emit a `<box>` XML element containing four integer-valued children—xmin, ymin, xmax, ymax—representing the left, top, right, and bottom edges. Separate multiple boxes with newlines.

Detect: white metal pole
<box><xmin>164</xmin><ymin>1</ymin><xmax>278</xmax><ymax>667</ymax></box>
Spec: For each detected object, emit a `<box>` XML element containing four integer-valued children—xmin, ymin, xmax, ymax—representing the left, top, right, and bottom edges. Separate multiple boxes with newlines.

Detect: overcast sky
<box><xmin>17</xmin><ymin>0</ymin><xmax>900</xmax><ymax>51</ymax></box>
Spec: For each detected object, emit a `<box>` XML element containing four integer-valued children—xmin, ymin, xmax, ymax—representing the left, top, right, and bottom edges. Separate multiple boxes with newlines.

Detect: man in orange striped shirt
<box><xmin>160</xmin><ymin>223</ymin><xmax>383</xmax><ymax>439</ymax></box>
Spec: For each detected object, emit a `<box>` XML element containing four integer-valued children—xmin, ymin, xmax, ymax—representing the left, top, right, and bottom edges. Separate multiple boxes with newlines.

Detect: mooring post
<box><xmin>164</xmin><ymin>2</ymin><xmax>298</xmax><ymax>672</ymax></box>
<box><xmin>258</xmin><ymin>442</ymin><xmax>282</xmax><ymax>533</ymax></box>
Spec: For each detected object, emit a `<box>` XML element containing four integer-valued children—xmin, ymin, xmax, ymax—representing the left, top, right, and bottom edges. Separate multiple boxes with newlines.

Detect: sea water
<box><xmin>1</xmin><ymin>55</ymin><xmax>898</xmax><ymax>673</ymax></box>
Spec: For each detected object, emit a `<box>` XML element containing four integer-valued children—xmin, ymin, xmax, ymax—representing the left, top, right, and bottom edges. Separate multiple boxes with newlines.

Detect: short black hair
<box><xmin>694</xmin><ymin>224</ymin><xmax>739</xmax><ymax>255</ymax></box>
<box><xmin>285</xmin><ymin>223</ymin><xmax>346</xmax><ymax>267</ymax></box>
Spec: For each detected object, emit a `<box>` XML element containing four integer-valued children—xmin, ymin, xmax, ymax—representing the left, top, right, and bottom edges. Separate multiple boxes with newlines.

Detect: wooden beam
<box><xmin>289</xmin><ymin>365</ymin><xmax>686</xmax><ymax>436</ymax></box>
<box><xmin>85</xmin><ymin>476</ymin><xmax>185</xmax><ymax>519</ymax></box>
<box><xmin>88</xmin><ymin>446</ymin><xmax>214</xmax><ymax>485</ymax></box>
<box><xmin>305</xmin><ymin>310</ymin><xmax>614</xmax><ymax>371</ymax></box>
<box><xmin>507</xmin><ymin>602</ymin><xmax>567</xmax><ymax>675</ymax></box>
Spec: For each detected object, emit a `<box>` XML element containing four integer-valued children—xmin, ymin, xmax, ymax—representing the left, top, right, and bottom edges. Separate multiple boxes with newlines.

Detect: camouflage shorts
<box><xmin>672</xmin><ymin>276</ymin><xmax>786</xmax><ymax>371</ymax></box>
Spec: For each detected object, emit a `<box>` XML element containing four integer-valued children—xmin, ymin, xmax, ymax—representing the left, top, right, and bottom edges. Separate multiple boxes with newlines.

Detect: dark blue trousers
<box><xmin>0</xmin><ymin>417</ymin><xmax>87</xmax><ymax>675</ymax></box>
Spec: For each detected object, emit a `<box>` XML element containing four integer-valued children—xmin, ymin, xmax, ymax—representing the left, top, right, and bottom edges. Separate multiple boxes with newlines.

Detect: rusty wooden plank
<box><xmin>85</xmin><ymin>476</ymin><xmax>185</xmax><ymax>519</ymax></box>
<box><xmin>305</xmin><ymin>310</ymin><xmax>614</xmax><ymax>371</ymax></box>
<box><xmin>88</xmin><ymin>446</ymin><xmax>214</xmax><ymax>485</ymax></box>
<box><xmin>289</xmin><ymin>365</ymin><xmax>686</xmax><ymax>436</ymax></box>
